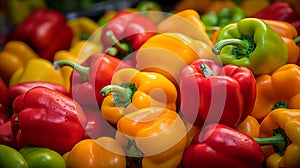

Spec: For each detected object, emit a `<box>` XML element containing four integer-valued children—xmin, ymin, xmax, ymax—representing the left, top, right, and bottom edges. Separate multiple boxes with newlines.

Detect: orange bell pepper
<box><xmin>63</xmin><ymin>136</ymin><xmax>126</xmax><ymax>168</ymax></box>
<box><xmin>100</xmin><ymin>68</ymin><xmax>178</xmax><ymax>125</ymax></box>
<box><xmin>251</xmin><ymin>64</ymin><xmax>300</xmax><ymax>120</ymax></box>
<box><xmin>235</xmin><ymin>115</ymin><xmax>260</xmax><ymax>138</ymax></box>
<box><xmin>263</xmin><ymin>19</ymin><xmax>300</xmax><ymax>64</ymax></box>
<box><xmin>116</xmin><ymin>107</ymin><xmax>187</xmax><ymax>168</ymax></box>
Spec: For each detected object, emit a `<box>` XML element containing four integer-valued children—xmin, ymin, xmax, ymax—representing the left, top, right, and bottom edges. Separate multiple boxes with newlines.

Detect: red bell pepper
<box><xmin>182</xmin><ymin>123</ymin><xmax>264</xmax><ymax>168</ymax></box>
<box><xmin>54</xmin><ymin>53</ymin><xmax>132</xmax><ymax>107</ymax></box>
<box><xmin>250</xmin><ymin>1</ymin><xmax>300</xmax><ymax>35</ymax></box>
<box><xmin>81</xmin><ymin>106</ymin><xmax>116</xmax><ymax>139</ymax></box>
<box><xmin>179</xmin><ymin>58</ymin><xmax>256</xmax><ymax>128</ymax></box>
<box><xmin>0</xmin><ymin>121</ymin><xmax>16</xmax><ymax>148</ymax></box>
<box><xmin>12</xmin><ymin>8</ymin><xmax>73</xmax><ymax>61</ymax></box>
<box><xmin>0</xmin><ymin>81</ymin><xmax>68</xmax><ymax>120</ymax></box>
<box><xmin>100</xmin><ymin>11</ymin><xmax>156</xmax><ymax>66</ymax></box>
<box><xmin>10</xmin><ymin>86</ymin><xmax>87</xmax><ymax>154</ymax></box>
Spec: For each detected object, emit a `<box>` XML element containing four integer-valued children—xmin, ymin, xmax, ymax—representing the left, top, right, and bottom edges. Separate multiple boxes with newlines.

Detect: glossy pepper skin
<box><xmin>254</xmin><ymin>108</ymin><xmax>300</xmax><ymax>168</ymax></box>
<box><xmin>250</xmin><ymin>1</ymin><xmax>300</xmax><ymax>35</ymax></box>
<box><xmin>136</xmin><ymin>33</ymin><xmax>213</xmax><ymax>86</ymax></box>
<box><xmin>54</xmin><ymin>53</ymin><xmax>132</xmax><ymax>107</ymax></box>
<box><xmin>251</xmin><ymin>64</ymin><xmax>300</xmax><ymax>120</ymax></box>
<box><xmin>12</xmin><ymin>8</ymin><xmax>73</xmax><ymax>61</ymax></box>
<box><xmin>0</xmin><ymin>41</ymin><xmax>38</xmax><ymax>84</ymax></box>
<box><xmin>100</xmin><ymin>11</ymin><xmax>156</xmax><ymax>63</ymax></box>
<box><xmin>179</xmin><ymin>58</ymin><xmax>256</xmax><ymax>128</ymax></box>
<box><xmin>11</xmin><ymin>86</ymin><xmax>87</xmax><ymax>154</ymax></box>
<box><xmin>182</xmin><ymin>123</ymin><xmax>264</xmax><ymax>168</ymax></box>
<box><xmin>0</xmin><ymin>121</ymin><xmax>16</xmax><ymax>148</ymax></box>
<box><xmin>63</xmin><ymin>137</ymin><xmax>126</xmax><ymax>168</ymax></box>
<box><xmin>213</xmin><ymin>18</ymin><xmax>288</xmax><ymax>76</ymax></box>
<box><xmin>19</xmin><ymin>146</ymin><xmax>66</xmax><ymax>168</ymax></box>
<box><xmin>100</xmin><ymin>68</ymin><xmax>178</xmax><ymax>125</ymax></box>
<box><xmin>116</xmin><ymin>107</ymin><xmax>187</xmax><ymax>168</ymax></box>
<box><xmin>0</xmin><ymin>144</ymin><xmax>28</xmax><ymax>168</ymax></box>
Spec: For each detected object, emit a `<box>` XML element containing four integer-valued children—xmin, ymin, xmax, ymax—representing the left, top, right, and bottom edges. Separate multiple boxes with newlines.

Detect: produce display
<box><xmin>1</xmin><ymin>0</ymin><xmax>300</xmax><ymax>167</ymax></box>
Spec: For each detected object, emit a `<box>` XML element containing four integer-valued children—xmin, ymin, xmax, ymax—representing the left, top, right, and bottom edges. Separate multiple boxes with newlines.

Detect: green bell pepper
<box><xmin>0</xmin><ymin>145</ymin><xmax>66</xmax><ymax>168</ymax></box>
<box><xmin>0</xmin><ymin>144</ymin><xmax>28</xmax><ymax>168</ymax></box>
<box><xmin>212</xmin><ymin>18</ymin><xmax>288</xmax><ymax>76</ymax></box>
<box><xmin>19</xmin><ymin>146</ymin><xmax>66</xmax><ymax>168</ymax></box>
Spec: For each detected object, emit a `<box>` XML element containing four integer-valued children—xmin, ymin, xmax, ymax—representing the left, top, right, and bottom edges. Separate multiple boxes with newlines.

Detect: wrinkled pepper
<box><xmin>11</xmin><ymin>86</ymin><xmax>87</xmax><ymax>154</ymax></box>
<box><xmin>213</xmin><ymin>18</ymin><xmax>288</xmax><ymax>76</ymax></box>
<box><xmin>116</xmin><ymin>107</ymin><xmax>187</xmax><ymax>168</ymax></box>
<box><xmin>251</xmin><ymin>64</ymin><xmax>300</xmax><ymax>120</ymax></box>
<box><xmin>9</xmin><ymin>58</ymin><xmax>67</xmax><ymax>89</ymax></box>
<box><xmin>54</xmin><ymin>53</ymin><xmax>132</xmax><ymax>107</ymax></box>
<box><xmin>0</xmin><ymin>121</ymin><xmax>16</xmax><ymax>148</ymax></box>
<box><xmin>0</xmin><ymin>145</ymin><xmax>66</xmax><ymax>168</ymax></box>
<box><xmin>12</xmin><ymin>8</ymin><xmax>73</xmax><ymax>61</ymax></box>
<box><xmin>0</xmin><ymin>41</ymin><xmax>38</xmax><ymax>84</ymax></box>
<box><xmin>179</xmin><ymin>58</ymin><xmax>256</xmax><ymax>128</ymax></box>
<box><xmin>156</xmin><ymin>9</ymin><xmax>211</xmax><ymax>45</ymax></box>
<box><xmin>67</xmin><ymin>17</ymin><xmax>100</xmax><ymax>46</ymax></box>
<box><xmin>263</xmin><ymin>19</ymin><xmax>300</xmax><ymax>64</ymax></box>
<box><xmin>63</xmin><ymin>137</ymin><xmax>126</xmax><ymax>168</ymax></box>
<box><xmin>136</xmin><ymin>32</ymin><xmax>213</xmax><ymax>86</ymax></box>
<box><xmin>100</xmin><ymin>68</ymin><xmax>178</xmax><ymax>125</ymax></box>
<box><xmin>250</xmin><ymin>1</ymin><xmax>300</xmax><ymax>35</ymax></box>
<box><xmin>254</xmin><ymin>108</ymin><xmax>300</xmax><ymax>168</ymax></box>
<box><xmin>182</xmin><ymin>123</ymin><xmax>264</xmax><ymax>168</ymax></box>
<box><xmin>100</xmin><ymin>11</ymin><xmax>156</xmax><ymax>64</ymax></box>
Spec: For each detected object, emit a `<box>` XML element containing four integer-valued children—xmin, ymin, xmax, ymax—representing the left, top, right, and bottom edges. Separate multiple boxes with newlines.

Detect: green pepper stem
<box><xmin>205</xmin><ymin>26</ymin><xmax>221</xmax><ymax>32</ymax></box>
<box><xmin>100</xmin><ymin>84</ymin><xmax>135</xmax><ymax>107</ymax></box>
<box><xmin>200</xmin><ymin>63</ymin><xmax>215</xmax><ymax>77</ymax></box>
<box><xmin>212</xmin><ymin>38</ymin><xmax>250</xmax><ymax>55</ymax></box>
<box><xmin>106</xmin><ymin>30</ymin><xmax>129</xmax><ymax>55</ymax></box>
<box><xmin>294</xmin><ymin>36</ymin><xmax>300</xmax><ymax>44</ymax></box>
<box><xmin>54</xmin><ymin>60</ymin><xmax>89</xmax><ymax>81</ymax></box>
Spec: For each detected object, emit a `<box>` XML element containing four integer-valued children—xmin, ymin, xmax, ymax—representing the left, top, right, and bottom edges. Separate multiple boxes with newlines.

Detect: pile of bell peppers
<box><xmin>1</xmin><ymin>0</ymin><xmax>300</xmax><ymax>167</ymax></box>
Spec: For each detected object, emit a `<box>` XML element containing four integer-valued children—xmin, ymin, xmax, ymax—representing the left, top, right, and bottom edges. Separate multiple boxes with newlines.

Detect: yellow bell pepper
<box><xmin>136</xmin><ymin>32</ymin><xmax>213</xmax><ymax>86</ymax></box>
<box><xmin>100</xmin><ymin>68</ymin><xmax>177</xmax><ymax>125</ymax></box>
<box><xmin>156</xmin><ymin>9</ymin><xmax>211</xmax><ymax>45</ymax></box>
<box><xmin>0</xmin><ymin>41</ymin><xmax>38</xmax><ymax>84</ymax></box>
<box><xmin>53</xmin><ymin>40</ymin><xmax>103</xmax><ymax>90</ymax></box>
<box><xmin>67</xmin><ymin>17</ymin><xmax>101</xmax><ymax>46</ymax></box>
<box><xmin>116</xmin><ymin>107</ymin><xmax>187</xmax><ymax>168</ymax></box>
<box><xmin>9</xmin><ymin>58</ymin><xmax>66</xmax><ymax>88</ymax></box>
<box><xmin>235</xmin><ymin>115</ymin><xmax>260</xmax><ymax>138</ymax></box>
<box><xmin>63</xmin><ymin>136</ymin><xmax>126</xmax><ymax>168</ymax></box>
<box><xmin>239</xmin><ymin>0</ymin><xmax>270</xmax><ymax>16</ymax></box>
<box><xmin>251</xmin><ymin>64</ymin><xmax>300</xmax><ymax>120</ymax></box>
<box><xmin>254</xmin><ymin>108</ymin><xmax>300</xmax><ymax>168</ymax></box>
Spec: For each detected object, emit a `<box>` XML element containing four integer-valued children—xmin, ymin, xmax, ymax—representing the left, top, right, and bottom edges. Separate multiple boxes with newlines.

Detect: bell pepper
<box><xmin>251</xmin><ymin>64</ymin><xmax>300</xmax><ymax>120</ymax></box>
<box><xmin>9</xmin><ymin>58</ymin><xmax>67</xmax><ymax>89</ymax></box>
<box><xmin>100</xmin><ymin>11</ymin><xmax>156</xmax><ymax>63</ymax></box>
<box><xmin>63</xmin><ymin>137</ymin><xmax>126</xmax><ymax>168</ymax></box>
<box><xmin>19</xmin><ymin>146</ymin><xmax>66</xmax><ymax>168</ymax></box>
<box><xmin>12</xmin><ymin>8</ymin><xmax>73</xmax><ymax>61</ymax></box>
<box><xmin>212</xmin><ymin>18</ymin><xmax>288</xmax><ymax>76</ymax></box>
<box><xmin>0</xmin><ymin>81</ymin><xmax>68</xmax><ymax>119</ymax></box>
<box><xmin>254</xmin><ymin>108</ymin><xmax>300</xmax><ymax>168</ymax></box>
<box><xmin>0</xmin><ymin>121</ymin><xmax>16</xmax><ymax>148</ymax></box>
<box><xmin>11</xmin><ymin>86</ymin><xmax>87</xmax><ymax>154</ymax></box>
<box><xmin>235</xmin><ymin>115</ymin><xmax>260</xmax><ymax>138</ymax></box>
<box><xmin>53</xmin><ymin>40</ymin><xmax>103</xmax><ymax>90</ymax></box>
<box><xmin>116</xmin><ymin>107</ymin><xmax>187</xmax><ymax>168</ymax></box>
<box><xmin>67</xmin><ymin>17</ymin><xmax>101</xmax><ymax>46</ymax></box>
<box><xmin>54</xmin><ymin>53</ymin><xmax>132</xmax><ymax>107</ymax></box>
<box><xmin>201</xmin><ymin>6</ymin><xmax>246</xmax><ymax>38</ymax></box>
<box><xmin>179</xmin><ymin>58</ymin><xmax>256</xmax><ymax>128</ymax></box>
<box><xmin>174</xmin><ymin>0</ymin><xmax>211</xmax><ymax>14</ymax></box>
<box><xmin>250</xmin><ymin>1</ymin><xmax>300</xmax><ymax>35</ymax></box>
<box><xmin>0</xmin><ymin>144</ymin><xmax>28</xmax><ymax>168</ymax></box>
<box><xmin>203</xmin><ymin>0</ymin><xmax>237</xmax><ymax>14</ymax></box>
<box><xmin>136</xmin><ymin>0</ymin><xmax>164</xmax><ymax>23</ymax></box>
<box><xmin>100</xmin><ymin>68</ymin><xmax>178</xmax><ymax>125</ymax></box>
<box><xmin>182</xmin><ymin>123</ymin><xmax>264</xmax><ymax>168</ymax></box>
<box><xmin>0</xmin><ymin>77</ymin><xmax>7</xmax><ymax>98</ymax></box>
<box><xmin>136</xmin><ymin>32</ymin><xmax>213</xmax><ymax>86</ymax></box>
<box><xmin>0</xmin><ymin>41</ymin><xmax>38</xmax><ymax>84</ymax></box>
<box><xmin>81</xmin><ymin>105</ymin><xmax>116</xmax><ymax>139</ymax></box>
<box><xmin>156</xmin><ymin>9</ymin><xmax>211</xmax><ymax>45</ymax></box>
<box><xmin>238</xmin><ymin>0</ymin><xmax>270</xmax><ymax>16</ymax></box>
